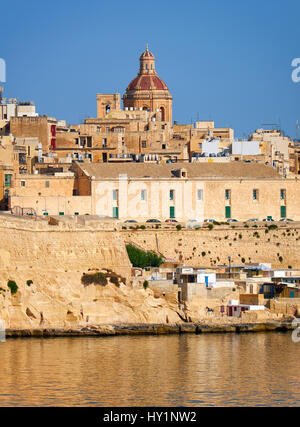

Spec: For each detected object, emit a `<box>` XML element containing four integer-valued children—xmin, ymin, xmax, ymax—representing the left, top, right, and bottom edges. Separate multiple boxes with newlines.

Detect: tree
<box><xmin>126</xmin><ymin>244</ymin><xmax>163</xmax><ymax>268</ymax></box>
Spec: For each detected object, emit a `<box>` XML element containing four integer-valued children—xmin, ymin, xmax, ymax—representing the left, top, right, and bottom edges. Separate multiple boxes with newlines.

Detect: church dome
<box><xmin>127</xmin><ymin>74</ymin><xmax>169</xmax><ymax>91</ymax></box>
<box><xmin>123</xmin><ymin>45</ymin><xmax>173</xmax><ymax>123</ymax></box>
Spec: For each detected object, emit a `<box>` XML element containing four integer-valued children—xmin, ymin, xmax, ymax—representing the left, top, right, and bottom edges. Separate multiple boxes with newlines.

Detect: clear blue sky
<box><xmin>1</xmin><ymin>0</ymin><xmax>299</xmax><ymax>138</ymax></box>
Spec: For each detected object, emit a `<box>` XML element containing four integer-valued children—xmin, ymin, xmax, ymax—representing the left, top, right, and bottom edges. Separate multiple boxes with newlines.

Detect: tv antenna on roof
<box><xmin>296</xmin><ymin>120</ymin><xmax>299</xmax><ymax>139</ymax></box>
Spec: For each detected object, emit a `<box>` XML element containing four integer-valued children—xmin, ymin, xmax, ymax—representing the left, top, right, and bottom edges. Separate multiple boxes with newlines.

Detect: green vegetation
<box><xmin>26</xmin><ymin>280</ymin><xmax>33</xmax><ymax>286</ymax></box>
<box><xmin>176</xmin><ymin>225</ymin><xmax>182</xmax><ymax>231</ymax></box>
<box><xmin>143</xmin><ymin>280</ymin><xmax>149</xmax><ymax>290</ymax></box>
<box><xmin>109</xmin><ymin>276</ymin><xmax>120</xmax><ymax>287</ymax></box>
<box><xmin>7</xmin><ymin>280</ymin><xmax>18</xmax><ymax>295</ymax></box>
<box><xmin>279</xmin><ymin>256</ymin><xmax>283</xmax><ymax>263</ymax></box>
<box><xmin>126</xmin><ymin>244</ymin><xmax>163</xmax><ymax>269</ymax></box>
<box><xmin>201</xmin><ymin>251</ymin><xmax>206</xmax><ymax>257</ymax></box>
<box><xmin>241</xmin><ymin>258</ymin><xmax>246</xmax><ymax>264</ymax></box>
<box><xmin>81</xmin><ymin>270</ymin><xmax>125</xmax><ymax>287</ymax></box>
<box><xmin>81</xmin><ymin>272</ymin><xmax>107</xmax><ymax>287</ymax></box>
<box><xmin>268</xmin><ymin>224</ymin><xmax>278</xmax><ymax>231</ymax></box>
<box><xmin>208</xmin><ymin>224</ymin><xmax>214</xmax><ymax>230</ymax></box>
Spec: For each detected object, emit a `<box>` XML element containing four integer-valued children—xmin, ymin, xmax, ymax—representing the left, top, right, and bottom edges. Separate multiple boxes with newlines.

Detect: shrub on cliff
<box><xmin>126</xmin><ymin>244</ymin><xmax>163</xmax><ymax>269</ymax></box>
<box><xmin>268</xmin><ymin>224</ymin><xmax>278</xmax><ymax>231</ymax></box>
<box><xmin>81</xmin><ymin>272</ymin><xmax>108</xmax><ymax>287</ymax></box>
<box><xmin>7</xmin><ymin>280</ymin><xmax>18</xmax><ymax>295</ymax></box>
<box><xmin>109</xmin><ymin>276</ymin><xmax>120</xmax><ymax>287</ymax></box>
<box><xmin>176</xmin><ymin>225</ymin><xmax>182</xmax><ymax>231</ymax></box>
<box><xmin>143</xmin><ymin>280</ymin><xmax>149</xmax><ymax>290</ymax></box>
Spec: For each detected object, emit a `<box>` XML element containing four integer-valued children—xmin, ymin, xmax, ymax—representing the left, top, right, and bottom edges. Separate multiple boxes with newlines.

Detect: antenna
<box><xmin>296</xmin><ymin>120</ymin><xmax>299</xmax><ymax>139</ymax></box>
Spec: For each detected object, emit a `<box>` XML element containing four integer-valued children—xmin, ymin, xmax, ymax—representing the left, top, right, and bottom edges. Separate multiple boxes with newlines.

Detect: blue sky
<box><xmin>1</xmin><ymin>0</ymin><xmax>299</xmax><ymax>138</ymax></box>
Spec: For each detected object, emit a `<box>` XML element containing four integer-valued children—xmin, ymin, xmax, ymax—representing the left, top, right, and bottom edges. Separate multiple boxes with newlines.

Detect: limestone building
<box><xmin>10</xmin><ymin>162</ymin><xmax>300</xmax><ymax>222</ymax></box>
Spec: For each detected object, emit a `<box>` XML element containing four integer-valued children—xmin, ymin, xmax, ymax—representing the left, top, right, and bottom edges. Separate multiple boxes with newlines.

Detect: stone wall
<box><xmin>123</xmin><ymin>225</ymin><xmax>300</xmax><ymax>269</ymax></box>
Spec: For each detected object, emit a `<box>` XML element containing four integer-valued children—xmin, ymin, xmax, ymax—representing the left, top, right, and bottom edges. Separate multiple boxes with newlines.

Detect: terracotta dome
<box><xmin>127</xmin><ymin>75</ymin><xmax>169</xmax><ymax>91</ymax></box>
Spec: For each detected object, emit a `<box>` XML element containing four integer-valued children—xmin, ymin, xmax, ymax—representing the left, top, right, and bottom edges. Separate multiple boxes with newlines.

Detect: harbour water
<box><xmin>0</xmin><ymin>333</ymin><xmax>299</xmax><ymax>407</ymax></box>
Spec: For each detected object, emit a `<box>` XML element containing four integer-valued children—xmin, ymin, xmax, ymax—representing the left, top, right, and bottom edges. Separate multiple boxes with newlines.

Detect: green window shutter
<box><xmin>5</xmin><ymin>174</ymin><xmax>12</xmax><ymax>187</ymax></box>
<box><xmin>113</xmin><ymin>207</ymin><xmax>119</xmax><ymax>219</ymax></box>
<box><xmin>281</xmin><ymin>206</ymin><xmax>286</xmax><ymax>218</ymax></box>
<box><xmin>170</xmin><ymin>206</ymin><xmax>175</xmax><ymax>219</ymax></box>
<box><xmin>59</xmin><ymin>212</ymin><xmax>64</xmax><ymax>216</ymax></box>
<box><xmin>225</xmin><ymin>206</ymin><xmax>231</xmax><ymax>219</ymax></box>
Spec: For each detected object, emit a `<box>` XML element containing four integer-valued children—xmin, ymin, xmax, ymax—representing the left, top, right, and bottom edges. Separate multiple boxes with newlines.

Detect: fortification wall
<box><xmin>123</xmin><ymin>225</ymin><xmax>300</xmax><ymax>269</ymax></box>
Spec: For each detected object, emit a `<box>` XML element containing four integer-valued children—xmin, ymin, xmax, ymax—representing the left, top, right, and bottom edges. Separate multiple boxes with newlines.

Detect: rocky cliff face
<box><xmin>0</xmin><ymin>217</ymin><xmax>182</xmax><ymax>329</ymax></box>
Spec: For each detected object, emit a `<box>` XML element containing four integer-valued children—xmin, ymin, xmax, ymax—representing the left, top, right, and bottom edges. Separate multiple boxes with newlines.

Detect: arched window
<box><xmin>106</xmin><ymin>105</ymin><xmax>111</xmax><ymax>113</ymax></box>
<box><xmin>160</xmin><ymin>107</ymin><xmax>165</xmax><ymax>121</ymax></box>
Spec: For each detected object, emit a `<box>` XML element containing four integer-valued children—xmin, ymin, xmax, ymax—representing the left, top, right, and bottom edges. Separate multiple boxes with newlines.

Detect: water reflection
<box><xmin>0</xmin><ymin>333</ymin><xmax>299</xmax><ymax>406</ymax></box>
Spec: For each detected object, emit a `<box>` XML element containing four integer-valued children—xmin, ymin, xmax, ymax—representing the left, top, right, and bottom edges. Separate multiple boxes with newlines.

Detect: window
<box><xmin>170</xmin><ymin>190</ymin><xmax>175</xmax><ymax>201</ymax></box>
<box><xmin>162</xmin><ymin>144</ymin><xmax>166</xmax><ymax>150</ymax></box>
<box><xmin>280</xmin><ymin>189</ymin><xmax>286</xmax><ymax>200</ymax></box>
<box><xmin>87</xmin><ymin>137</ymin><xmax>92</xmax><ymax>148</ymax></box>
<box><xmin>106</xmin><ymin>127</ymin><xmax>110</xmax><ymax>133</ymax></box>
<box><xmin>45</xmin><ymin>181</ymin><xmax>50</xmax><ymax>188</ymax></box>
<box><xmin>253</xmin><ymin>189</ymin><xmax>259</xmax><ymax>201</ymax></box>
<box><xmin>5</xmin><ymin>174</ymin><xmax>12</xmax><ymax>187</ymax></box>
<box><xmin>102</xmin><ymin>138</ymin><xmax>107</xmax><ymax>148</ymax></box>
<box><xmin>141</xmin><ymin>190</ymin><xmax>147</xmax><ymax>201</ymax></box>
<box><xmin>27</xmin><ymin>146</ymin><xmax>31</xmax><ymax>156</ymax></box>
<box><xmin>113</xmin><ymin>190</ymin><xmax>118</xmax><ymax>201</ymax></box>
<box><xmin>142</xmin><ymin>141</ymin><xmax>147</xmax><ymax>148</ymax></box>
<box><xmin>21</xmin><ymin>180</ymin><xmax>26</xmax><ymax>187</ymax></box>
<box><xmin>197</xmin><ymin>189</ymin><xmax>203</xmax><ymax>201</ymax></box>
<box><xmin>225</xmin><ymin>189</ymin><xmax>231</xmax><ymax>200</ymax></box>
